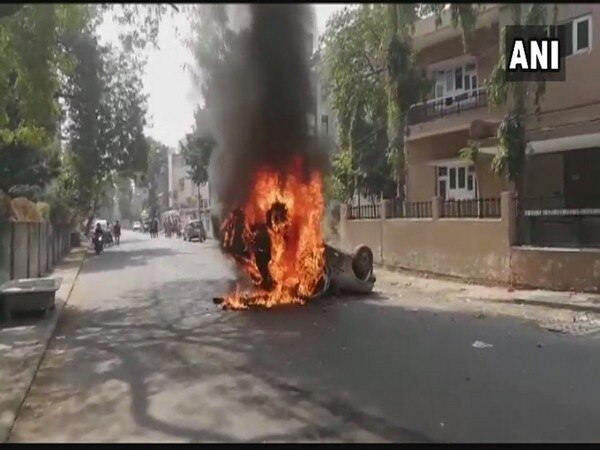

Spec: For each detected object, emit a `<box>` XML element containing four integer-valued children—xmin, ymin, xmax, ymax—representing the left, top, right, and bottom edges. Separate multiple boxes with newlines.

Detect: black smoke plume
<box><xmin>209</xmin><ymin>4</ymin><xmax>329</xmax><ymax>220</ymax></box>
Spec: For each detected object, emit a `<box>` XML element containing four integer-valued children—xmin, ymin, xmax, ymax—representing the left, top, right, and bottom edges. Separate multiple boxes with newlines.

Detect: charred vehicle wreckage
<box><xmin>204</xmin><ymin>5</ymin><xmax>376</xmax><ymax>310</ymax></box>
<box><xmin>214</xmin><ymin>196</ymin><xmax>376</xmax><ymax>311</ymax></box>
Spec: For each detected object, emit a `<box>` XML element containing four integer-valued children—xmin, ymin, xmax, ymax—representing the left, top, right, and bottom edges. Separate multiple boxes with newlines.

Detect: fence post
<box><xmin>380</xmin><ymin>199</ymin><xmax>390</xmax><ymax>265</ymax></box>
<box><xmin>10</xmin><ymin>222</ymin><xmax>15</xmax><ymax>280</ymax></box>
<box><xmin>432</xmin><ymin>196</ymin><xmax>443</xmax><ymax>220</ymax></box>
<box><xmin>46</xmin><ymin>223</ymin><xmax>50</xmax><ymax>273</ymax></box>
<box><xmin>501</xmin><ymin>191</ymin><xmax>516</xmax><ymax>246</ymax></box>
<box><xmin>339</xmin><ymin>203</ymin><xmax>350</xmax><ymax>250</ymax></box>
<box><xmin>38</xmin><ymin>222</ymin><xmax>41</xmax><ymax>277</ymax></box>
<box><xmin>26</xmin><ymin>223</ymin><xmax>31</xmax><ymax>278</ymax></box>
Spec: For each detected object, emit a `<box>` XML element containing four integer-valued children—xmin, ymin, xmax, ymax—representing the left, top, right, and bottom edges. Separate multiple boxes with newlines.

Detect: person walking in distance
<box><xmin>113</xmin><ymin>220</ymin><xmax>121</xmax><ymax>245</ymax></box>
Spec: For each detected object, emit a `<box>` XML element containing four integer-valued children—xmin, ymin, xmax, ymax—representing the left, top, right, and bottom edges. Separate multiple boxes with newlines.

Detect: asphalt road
<box><xmin>9</xmin><ymin>231</ymin><xmax>600</xmax><ymax>442</ymax></box>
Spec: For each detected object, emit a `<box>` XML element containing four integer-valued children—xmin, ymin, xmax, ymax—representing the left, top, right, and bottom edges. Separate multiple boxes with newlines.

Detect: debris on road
<box><xmin>472</xmin><ymin>340</ymin><xmax>493</xmax><ymax>349</ymax></box>
<box><xmin>213</xmin><ymin>297</ymin><xmax>224</xmax><ymax>305</ymax></box>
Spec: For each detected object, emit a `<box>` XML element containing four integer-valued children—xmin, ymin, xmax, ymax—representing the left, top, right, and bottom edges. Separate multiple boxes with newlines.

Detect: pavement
<box><xmin>0</xmin><ymin>246</ymin><xmax>86</xmax><ymax>442</ymax></box>
<box><xmin>4</xmin><ymin>231</ymin><xmax>600</xmax><ymax>442</ymax></box>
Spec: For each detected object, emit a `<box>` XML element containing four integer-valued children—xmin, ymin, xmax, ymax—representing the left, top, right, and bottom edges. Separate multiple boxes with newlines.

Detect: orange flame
<box><xmin>221</xmin><ymin>158</ymin><xmax>325</xmax><ymax>309</ymax></box>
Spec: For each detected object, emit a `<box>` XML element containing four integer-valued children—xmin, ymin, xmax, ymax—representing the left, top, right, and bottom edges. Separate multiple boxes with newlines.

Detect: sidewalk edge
<box><xmin>1</xmin><ymin>247</ymin><xmax>87</xmax><ymax>443</ymax></box>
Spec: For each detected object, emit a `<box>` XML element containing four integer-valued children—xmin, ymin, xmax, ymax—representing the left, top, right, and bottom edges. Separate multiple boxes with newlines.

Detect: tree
<box><xmin>145</xmin><ymin>137</ymin><xmax>169</xmax><ymax>219</ymax></box>
<box><xmin>180</xmin><ymin>129</ymin><xmax>216</xmax><ymax>212</ymax></box>
<box><xmin>183</xmin><ymin>4</ymin><xmax>236</xmax><ymax>108</ymax></box>
<box><xmin>443</xmin><ymin>4</ymin><xmax>553</xmax><ymax>186</ymax></box>
<box><xmin>60</xmin><ymin>28</ymin><xmax>149</xmax><ymax>228</ymax></box>
<box><xmin>385</xmin><ymin>4</ymin><xmax>433</xmax><ymax>199</ymax></box>
<box><xmin>486</xmin><ymin>4</ymin><xmax>552</xmax><ymax>186</ymax></box>
<box><xmin>180</xmin><ymin>133</ymin><xmax>215</xmax><ymax>187</ymax></box>
<box><xmin>322</xmin><ymin>5</ymin><xmax>429</xmax><ymax>201</ymax></box>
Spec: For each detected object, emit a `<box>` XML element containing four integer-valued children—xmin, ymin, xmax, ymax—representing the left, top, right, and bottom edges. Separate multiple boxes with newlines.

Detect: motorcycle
<box><xmin>93</xmin><ymin>234</ymin><xmax>104</xmax><ymax>255</ymax></box>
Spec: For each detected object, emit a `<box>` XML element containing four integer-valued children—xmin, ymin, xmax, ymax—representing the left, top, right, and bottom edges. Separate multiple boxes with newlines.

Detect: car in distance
<box><xmin>183</xmin><ymin>220</ymin><xmax>207</xmax><ymax>242</ymax></box>
<box><xmin>132</xmin><ymin>221</ymin><xmax>142</xmax><ymax>232</ymax></box>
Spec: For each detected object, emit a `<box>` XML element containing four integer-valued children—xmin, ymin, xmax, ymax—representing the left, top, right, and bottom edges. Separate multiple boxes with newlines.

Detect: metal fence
<box><xmin>516</xmin><ymin>195</ymin><xmax>600</xmax><ymax>248</ymax></box>
<box><xmin>0</xmin><ymin>222</ymin><xmax>72</xmax><ymax>284</ymax></box>
<box><xmin>389</xmin><ymin>199</ymin><xmax>432</xmax><ymax>219</ymax></box>
<box><xmin>441</xmin><ymin>198</ymin><xmax>501</xmax><ymax>218</ymax></box>
<box><xmin>407</xmin><ymin>88</ymin><xmax>488</xmax><ymax>126</ymax></box>
<box><xmin>349</xmin><ymin>203</ymin><xmax>380</xmax><ymax>220</ymax></box>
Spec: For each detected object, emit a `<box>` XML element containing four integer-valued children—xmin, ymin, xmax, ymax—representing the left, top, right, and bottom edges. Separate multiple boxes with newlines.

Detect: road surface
<box><xmin>9</xmin><ymin>231</ymin><xmax>600</xmax><ymax>442</ymax></box>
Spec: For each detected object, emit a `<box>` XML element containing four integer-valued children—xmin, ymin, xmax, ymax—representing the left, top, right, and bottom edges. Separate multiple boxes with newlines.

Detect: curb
<box><xmin>490</xmin><ymin>297</ymin><xmax>600</xmax><ymax>315</ymax></box>
<box><xmin>0</xmin><ymin>247</ymin><xmax>87</xmax><ymax>443</ymax></box>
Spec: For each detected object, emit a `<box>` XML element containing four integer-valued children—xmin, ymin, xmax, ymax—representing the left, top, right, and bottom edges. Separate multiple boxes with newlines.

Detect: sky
<box><xmin>98</xmin><ymin>4</ymin><xmax>346</xmax><ymax>150</ymax></box>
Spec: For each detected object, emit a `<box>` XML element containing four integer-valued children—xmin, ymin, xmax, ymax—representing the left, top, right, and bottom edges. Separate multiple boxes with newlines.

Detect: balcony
<box><xmin>407</xmin><ymin>88</ymin><xmax>488</xmax><ymax>126</ymax></box>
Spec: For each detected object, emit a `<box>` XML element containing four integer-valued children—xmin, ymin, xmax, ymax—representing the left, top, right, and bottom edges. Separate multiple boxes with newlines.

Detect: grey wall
<box><xmin>0</xmin><ymin>222</ymin><xmax>71</xmax><ymax>283</ymax></box>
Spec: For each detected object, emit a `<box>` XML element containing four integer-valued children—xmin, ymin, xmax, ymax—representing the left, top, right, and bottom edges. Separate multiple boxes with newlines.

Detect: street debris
<box><xmin>472</xmin><ymin>340</ymin><xmax>493</xmax><ymax>349</ymax></box>
<box><xmin>213</xmin><ymin>297</ymin><xmax>224</xmax><ymax>305</ymax></box>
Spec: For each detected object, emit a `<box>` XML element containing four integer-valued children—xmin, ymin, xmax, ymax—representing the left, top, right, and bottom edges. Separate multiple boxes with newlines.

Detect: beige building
<box><xmin>341</xmin><ymin>4</ymin><xmax>600</xmax><ymax>293</ymax></box>
<box><xmin>167</xmin><ymin>153</ymin><xmax>210</xmax><ymax>211</ymax></box>
<box><xmin>407</xmin><ymin>4</ymin><xmax>600</xmax><ymax>211</ymax></box>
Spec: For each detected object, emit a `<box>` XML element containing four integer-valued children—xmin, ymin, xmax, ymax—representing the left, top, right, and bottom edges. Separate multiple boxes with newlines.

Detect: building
<box><xmin>167</xmin><ymin>152</ymin><xmax>212</xmax><ymax>235</ymax></box>
<box><xmin>312</xmin><ymin>49</ymin><xmax>340</xmax><ymax>152</ymax></box>
<box><xmin>406</xmin><ymin>4</ymin><xmax>599</xmax><ymax>211</ymax></box>
<box><xmin>340</xmin><ymin>4</ymin><xmax>600</xmax><ymax>293</ymax></box>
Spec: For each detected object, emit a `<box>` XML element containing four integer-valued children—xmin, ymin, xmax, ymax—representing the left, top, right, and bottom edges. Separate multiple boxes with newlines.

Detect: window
<box><xmin>454</xmin><ymin>67</ymin><xmax>463</xmax><ymax>90</ymax></box>
<box><xmin>458</xmin><ymin>167</ymin><xmax>466</xmax><ymax>189</ymax></box>
<box><xmin>321</xmin><ymin>82</ymin><xmax>329</xmax><ymax>102</ymax></box>
<box><xmin>439</xmin><ymin>179</ymin><xmax>447</xmax><ymax>198</ymax></box>
<box><xmin>549</xmin><ymin>15</ymin><xmax>591</xmax><ymax>57</ymax></box>
<box><xmin>575</xmin><ymin>16</ymin><xmax>590</xmax><ymax>52</ymax></box>
<box><xmin>437</xmin><ymin>163</ymin><xmax>476</xmax><ymax>200</ymax></box>
<box><xmin>321</xmin><ymin>115</ymin><xmax>329</xmax><ymax>136</ymax></box>
<box><xmin>432</xmin><ymin>63</ymin><xmax>478</xmax><ymax>100</ymax></box>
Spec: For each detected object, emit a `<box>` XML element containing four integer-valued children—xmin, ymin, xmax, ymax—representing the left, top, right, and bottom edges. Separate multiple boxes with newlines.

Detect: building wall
<box><xmin>383</xmin><ymin>218</ymin><xmax>510</xmax><ymax>282</ymax></box>
<box><xmin>409</xmin><ymin>4</ymin><xmax>600</xmax><ymax>169</ymax></box>
<box><xmin>338</xmin><ymin>195</ymin><xmax>599</xmax><ymax>292</ymax></box>
<box><xmin>521</xmin><ymin>4</ymin><xmax>600</xmax><ymax>117</ymax></box>
<box><xmin>407</xmin><ymin>130</ymin><xmax>467</xmax><ymax>202</ymax></box>
<box><xmin>512</xmin><ymin>247</ymin><xmax>600</xmax><ymax>292</ymax></box>
<box><xmin>521</xmin><ymin>153</ymin><xmax>564</xmax><ymax>198</ymax></box>
<box><xmin>168</xmin><ymin>153</ymin><xmax>211</xmax><ymax>211</ymax></box>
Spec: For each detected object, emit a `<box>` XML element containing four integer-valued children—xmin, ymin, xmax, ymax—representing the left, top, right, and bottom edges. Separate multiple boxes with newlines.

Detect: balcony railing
<box><xmin>442</xmin><ymin>198</ymin><xmax>501</xmax><ymax>218</ymax></box>
<box><xmin>407</xmin><ymin>88</ymin><xmax>488</xmax><ymax>126</ymax></box>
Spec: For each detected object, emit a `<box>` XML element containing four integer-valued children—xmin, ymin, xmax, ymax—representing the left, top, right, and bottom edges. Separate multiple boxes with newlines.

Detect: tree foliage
<box><xmin>184</xmin><ymin>4</ymin><xmax>236</xmax><ymax>108</ymax></box>
<box><xmin>0</xmin><ymin>3</ymin><xmax>171</xmax><ymax>227</ymax></box>
<box><xmin>463</xmin><ymin>3</ymin><xmax>550</xmax><ymax>184</ymax></box>
<box><xmin>145</xmin><ymin>137</ymin><xmax>169</xmax><ymax>219</ymax></box>
<box><xmin>322</xmin><ymin>4</ymin><xmax>430</xmax><ymax>200</ymax></box>
<box><xmin>60</xmin><ymin>28</ymin><xmax>149</xmax><ymax>221</ymax></box>
<box><xmin>180</xmin><ymin>131</ymin><xmax>216</xmax><ymax>187</ymax></box>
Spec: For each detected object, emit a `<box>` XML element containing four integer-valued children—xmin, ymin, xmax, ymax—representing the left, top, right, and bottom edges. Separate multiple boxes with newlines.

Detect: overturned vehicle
<box><xmin>318</xmin><ymin>244</ymin><xmax>376</xmax><ymax>297</ymax></box>
<box><xmin>216</xmin><ymin>203</ymin><xmax>376</xmax><ymax>309</ymax></box>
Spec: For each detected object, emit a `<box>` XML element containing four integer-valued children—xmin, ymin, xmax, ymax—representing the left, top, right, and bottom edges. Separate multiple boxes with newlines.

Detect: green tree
<box><xmin>323</xmin><ymin>5</ymin><xmax>429</xmax><ymax>200</ymax></box>
<box><xmin>183</xmin><ymin>4</ymin><xmax>235</xmax><ymax>108</ymax></box>
<box><xmin>61</xmin><ymin>29</ymin><xmax>149</xmax><ymax>229</ymax></box>
<box><xmin>145</xmin><ymin>137</ymin><xmax>169</xmax><ymax>219</ymax></box>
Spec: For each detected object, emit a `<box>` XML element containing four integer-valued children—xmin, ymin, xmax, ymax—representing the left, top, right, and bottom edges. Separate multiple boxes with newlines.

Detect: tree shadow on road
<box><xmin>9</xmin><ymin>275</ymin><xmax>437</xmax><ymax>443</ymax></box>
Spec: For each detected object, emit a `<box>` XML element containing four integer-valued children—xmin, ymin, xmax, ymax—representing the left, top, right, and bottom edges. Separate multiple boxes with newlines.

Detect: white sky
<box><xmin>98</xmin><ymin>4</ymin><xmax>346</xmax><ymax>149</ymax></box>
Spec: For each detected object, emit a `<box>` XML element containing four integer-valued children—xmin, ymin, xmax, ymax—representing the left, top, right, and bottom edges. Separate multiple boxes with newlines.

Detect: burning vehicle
<box><xmin>206</xmin><ymin>5</ymin><xmax>376</xmax><ymax>309</ymax></box>
<box><xmin>217</xmin><ymin>163</ymin><xmax>376</xmax><ymax>309</ymax></box>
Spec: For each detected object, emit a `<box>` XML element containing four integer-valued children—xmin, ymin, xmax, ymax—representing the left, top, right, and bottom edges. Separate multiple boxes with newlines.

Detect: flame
<box><xmin>220</xmin><ymin>157</ymin><xmax>325</xmax><ymax>309</ymax></box>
